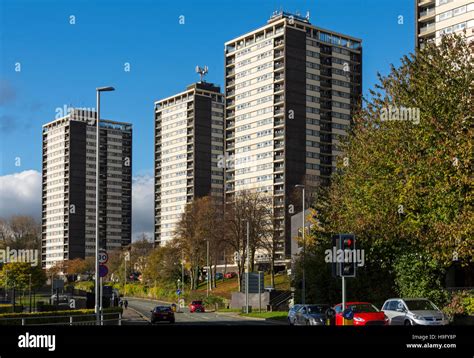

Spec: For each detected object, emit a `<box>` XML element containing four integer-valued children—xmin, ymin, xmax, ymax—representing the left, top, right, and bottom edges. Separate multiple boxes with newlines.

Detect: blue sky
<box><xmin>0</xmin><ymin>0</ymin><xmax>415</xmax><ymax>176</ymax></box>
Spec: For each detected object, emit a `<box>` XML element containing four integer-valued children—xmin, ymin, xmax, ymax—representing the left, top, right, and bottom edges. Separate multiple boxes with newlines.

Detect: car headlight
<box><xmin>412</xmin><ymin>314</ymin><xmax>425</xmax><ymax>320</ymax></box>
<box><xmin>309</xmin><ymin>318</ymin><xmax>323</xmax><ymax>325</ymax></box>
<box><xmin>353</xmin><ymin>316</ymin><xmax>365</xmax><ymax>322</ymax></box>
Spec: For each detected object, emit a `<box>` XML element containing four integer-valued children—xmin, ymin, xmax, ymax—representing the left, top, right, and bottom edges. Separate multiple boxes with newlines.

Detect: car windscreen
<box><xmin>306</xmin><ymin>305</ymin><xmax>329</xmax><ymax>314</ymax></box>
<box><xmin>192</xmin><ymin>301</ymin><xmax>202</xmax><ymax>305</ymax></box>
<box><xmin>348</xmin><ymin>304</ymin><xmax>379</xmax><ymax>313</ymax></box>
<box><xmin>154</xmin><ymin>306</ymin><xmax>171</xmax><ymax>312</ymax></box>
<box><xmin>405</xmin><ymin>300</ymin><xmax>437</xmax><ymax>311</ymax></box>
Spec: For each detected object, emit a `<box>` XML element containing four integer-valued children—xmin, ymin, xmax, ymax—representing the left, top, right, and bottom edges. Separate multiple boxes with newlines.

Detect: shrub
<box><xmin>443</xmin><ymin>290</ymin><xmax>474</xmax><ymax>320</ymax></box>
<box><xmin>393</xmin><ymin>253</ymin><xmax>450</xmax><ymax>307</ymax></box>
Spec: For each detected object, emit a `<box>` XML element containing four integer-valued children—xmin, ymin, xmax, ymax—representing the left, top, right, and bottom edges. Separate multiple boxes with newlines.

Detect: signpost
<box><xmin>99</xmin><ymin>265</ymin><xmax>108</xmax><ymax>278</ymax></box>
<box><xmin>98</xmin><ymin>251</ymin><xmax>109</xmax><ymax>265</ymax></box>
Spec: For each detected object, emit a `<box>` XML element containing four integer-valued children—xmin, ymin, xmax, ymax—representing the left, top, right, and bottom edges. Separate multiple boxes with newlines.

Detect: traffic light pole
<box><xmin>342</xmin><ymin>276</ymin><xmax>346</xmax><ymax>326</ymax></box>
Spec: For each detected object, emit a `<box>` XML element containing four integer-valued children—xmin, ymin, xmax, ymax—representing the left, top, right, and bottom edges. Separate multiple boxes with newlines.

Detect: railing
<box><xmin>0</xmin><ymin>312</ymin><xmax>122</xmax><ymax>326</ymax></box>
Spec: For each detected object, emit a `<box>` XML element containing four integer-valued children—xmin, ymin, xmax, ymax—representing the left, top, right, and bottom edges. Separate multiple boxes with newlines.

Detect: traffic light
<box><xmin>340</xmin><ymin>234</ymin><xmax>356</xmax><ymax>277</ymax></box>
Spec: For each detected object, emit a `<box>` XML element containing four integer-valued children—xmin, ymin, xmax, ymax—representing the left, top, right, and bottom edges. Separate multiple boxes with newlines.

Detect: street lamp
<box><xmin>243</xmin><ymin>219</ymin><xmax>250</xmax><ymax>314</ymax></box>
<box><xmin>206</xmin><ymin>239</ymin><xmax>210</xmax><ymax>297</ymax></box>
<box><xmin>29</xmin><ymin>274</ymin><xmax>32</xmax><ymax>313</ymax></box>
<box><xmin>4</xmin><ymin>270</ymin><xmax>8</xmax><ymax>302</ymax></box>
<box><xmin>95</xmin><ymin>86</ymin><xmax>115</xmax><ymax>326</ymax></box>
<box><xmin>295</xmin><ymin>184</ymin><xmax>305</xmax><ymax>305</ymax></box>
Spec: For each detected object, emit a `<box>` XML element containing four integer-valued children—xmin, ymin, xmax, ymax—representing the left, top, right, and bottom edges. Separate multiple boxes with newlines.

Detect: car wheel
<box><xmin>404</xmin><ymin>319</ymin><xmax>412</xmax><ymax>326</ymax></box>
<box><xmin>288</xmin><ymin>318</ymin><xmax>294</xmax><ymax>326</ymax></box>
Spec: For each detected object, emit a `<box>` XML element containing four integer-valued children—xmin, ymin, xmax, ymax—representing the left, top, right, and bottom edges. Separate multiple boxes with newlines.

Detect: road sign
<box><xmin>176</xmin><ymin>289</ymin><xmax>181</xmax><ymax>296</ymax></box>
<box><xmin>98</xmin><ymin>251</ymin><xmax>109</xmax><ymax>265</ymax></box>
<box><xmin>99</xmin><ymin>265</ymin><xmax>108</xmax><ymax>278</ymax></box>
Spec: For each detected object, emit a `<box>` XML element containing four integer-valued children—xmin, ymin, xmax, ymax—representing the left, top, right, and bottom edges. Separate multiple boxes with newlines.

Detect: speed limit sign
<box><xmin>98</xmin><ymin>251</ymin><xmax>109</xmax><ymax>264</ymax></box>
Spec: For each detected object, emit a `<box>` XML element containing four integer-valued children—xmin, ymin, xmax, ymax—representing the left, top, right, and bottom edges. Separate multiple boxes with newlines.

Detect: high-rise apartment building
<box><xmin>42</xmin><ymin>109</ymin><xmax>132</xmax><ymax>269</ymax></box>
<box><xmin>416</xmin><ymin>0</ymin><xmax>474</xmax><ymax>49</ymax></box>
<box><xmin>224</xmin><ymin>12</ymin><xmax>362</xmax><ymax>266</ymax></box>
<box><xmin>154</xmin><ymin>82</ymin><xmax>225</xmax><ymax>245</ymax></box>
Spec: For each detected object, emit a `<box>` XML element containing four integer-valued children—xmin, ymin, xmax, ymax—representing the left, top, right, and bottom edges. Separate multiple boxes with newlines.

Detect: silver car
<box><xmin>293</xmin><ymin>304</ymin><xmax>330</xmax><ymax>326</ymax></box>
<box><xmin>382</xmin><ymin>298</ymin><xmax>448</xmax><ymax>326</ymax></box>
<box><xmin>287</xmin><ymin>304</ymin><xmax>303</xmax><ymax>325</ymax></box>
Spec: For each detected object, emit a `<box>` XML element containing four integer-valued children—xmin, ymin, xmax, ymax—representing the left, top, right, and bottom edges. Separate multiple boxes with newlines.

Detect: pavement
<box><xmin>124</xmin><ymin>297</ymin><xmax>285</xmax><ymax>326</ymax></box>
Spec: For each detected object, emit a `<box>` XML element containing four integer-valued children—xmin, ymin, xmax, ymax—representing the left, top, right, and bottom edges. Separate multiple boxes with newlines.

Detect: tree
<box><xmin>65</xmin><ymin>258</ymin><xmax>89</xmax><ymax>276</ymax></box>
<box><xmin>224</xmin><ymin>190</ymin><xmax>273</xmax><ymax>290</ymax></box>
<box><xmin>302</xmin><ymin>33</ymin><xmax>473</xmax><ymax>306</ymax></box>
<box><xmin>0</xmin><ymin>262</ymin><xmax>46</xmax><ymax>291</ymax></box>
<box><xmin>0</xmin><ymin>216</ymin><xmax>41</xmax><ymax>252</ymax></box>
<box><xmin>174</xmin><ymin>196</ymin><xmax>224</xmax><ymax>290</ymax></box>
<box><xmin>142</xmin><ymin>244</ymin><xmax>181</xmax><ymax>285</ymax></box>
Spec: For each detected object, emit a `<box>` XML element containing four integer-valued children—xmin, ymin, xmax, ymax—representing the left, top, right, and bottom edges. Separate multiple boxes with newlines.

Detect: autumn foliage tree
<box><xmin>303</xmin><ymin>34</ymin><xmax>473</xmax><ymax>305</ymax></box>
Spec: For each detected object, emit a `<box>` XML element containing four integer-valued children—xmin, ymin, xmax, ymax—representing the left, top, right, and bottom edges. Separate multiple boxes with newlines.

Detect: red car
<box><xmin>189</xmin><ymin>300</ymin><xmax>205</xmax><ymax>313</ymax></box>
<box><xmin>334</xmin><ymin>302</ymin><xmax>388</xmax><ymax>326</ymax></box>
<box><xmin>224</xmin><ymin>272</ymin><xmax>236</xmax><ymax>279</ymax></box>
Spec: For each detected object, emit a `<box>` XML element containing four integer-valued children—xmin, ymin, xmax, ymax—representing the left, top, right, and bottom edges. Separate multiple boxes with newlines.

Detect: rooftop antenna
<box><xmin>195</xmin><ymin>65</ymin><xmax>208</xmax><ymax>82</ymax></box>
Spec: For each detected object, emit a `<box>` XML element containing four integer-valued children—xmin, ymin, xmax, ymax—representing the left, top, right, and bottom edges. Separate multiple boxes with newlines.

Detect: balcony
<box><xmin>419</xmin><ymin>22</ymin><xmax>435</xmax><ymax>35</ymax></box>
<box><xmin>274</xmin><ymin>95</ymin><xmax>284</xmax><ymax>104</ymax></box>
<box><xmin>419</xmin><ymin>7</ymin><xmax>435</xmax><ymax>21</ymax></box>
<box><xmin>274</xmin><ymin>130</ymin><xmax>284</xmax><ymax>138</ymax></box>
<box><xmin>274</xmin><ymin>153</ymin><xmax>284</xmax><ymax>161</ymax></box>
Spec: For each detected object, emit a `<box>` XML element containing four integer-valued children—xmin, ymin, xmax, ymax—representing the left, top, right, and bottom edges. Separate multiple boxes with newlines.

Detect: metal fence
<box><xmin>0</xmin><ymin>312</ymin><xmax>122</xmax><ymax>326</ymax></box>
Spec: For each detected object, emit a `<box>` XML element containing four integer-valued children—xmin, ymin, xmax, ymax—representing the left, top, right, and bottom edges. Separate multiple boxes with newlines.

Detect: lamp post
<box><xmin>29</xmin><ymin>274</ymin><xmax>32</xmax><ymax>313</ymax></box>
<box><xmin>206</xmin><ymin>240</ymin><xmax>210</xmax><ymax>297</ymax></box>
<box><xmin>243</xmin><ymin>220</ymin><xmax>250</xmax><ymax>314</ymax></box>
<box><xmin>4</xmin><ymin>270</ymin><xmax>8</xmax><ymax>302</ymax></box>
<box><xmin>95</xmin><ymin>86</ymin><xmax>115</xmax><ymax>325</ymax></box>
<box><xmin>295</xmin><ymin>184</ymin><xmax>305</xmax><ymax>304</ymax></box>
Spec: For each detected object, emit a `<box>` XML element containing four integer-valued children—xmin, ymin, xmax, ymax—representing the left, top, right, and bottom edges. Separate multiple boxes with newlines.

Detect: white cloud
<box><xmin>0</xmin><ymin>170</ymin><xmax>42</xmax><ymax>220</ymax></box>
<box><xmin>0</xmin><ymin>170</ymin><xmax>155</xmax><ymax>242</ymax></box>
<box><xmin>132</xmin><ymin>174</ymin><xmax>154</xmax><ymax>241</ymax></box>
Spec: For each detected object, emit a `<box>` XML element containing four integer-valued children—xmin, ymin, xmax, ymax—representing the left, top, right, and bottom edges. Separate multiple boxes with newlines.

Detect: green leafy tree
<box><xmin>302</xmin><ymin>34</ymin><xmax>472</xmax><ymax>306</ymax></box>
<box><xmin>0</xmin><ymin>262</ymin><xmax>46</xmax><ymax>291</ymax></box>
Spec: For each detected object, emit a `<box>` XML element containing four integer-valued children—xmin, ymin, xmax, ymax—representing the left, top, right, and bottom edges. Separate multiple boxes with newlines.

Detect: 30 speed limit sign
<box><xmin>98</xmin><ymin>251</ymin><xmax>109</xmax><ymax>264</ymax></box>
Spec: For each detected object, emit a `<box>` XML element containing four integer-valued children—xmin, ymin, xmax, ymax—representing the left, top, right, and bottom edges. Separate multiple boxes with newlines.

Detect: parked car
<box><xmin>224</xmin><ymin>272</ymin><xmax>236</xmax><ymax>279</ymax></box>
<box><xmin>189</xmin><ymin>300</ymin><xmax>205</xmax><ymax>313</ymax></box>
<box><xmin>150</xmin><ymin>306</ymin><xmax>175</xmax><ymax>324</ymax></box>
<box><xmin>215</xmin><ymin>273</ymin><xmax>224</xmax><ymax>280</ymax></box>
<box><xmin>287</xmin><ymin>304</ymin><xmax>303</xmax><ymax>325</ymax></box>
<box><xmin>294</xmin><ymin>304</ymin><xmax>331</xmax><ymax>326</ymax></box>
<box><xmin>382</xmin><ymin>298</ymin><xmax>448</xmax><ymax>326</ymax></box>
<box><xmin>334</xmin><ymin>302</ymin><xmax>388</xmax><ymax>326</ymax></box>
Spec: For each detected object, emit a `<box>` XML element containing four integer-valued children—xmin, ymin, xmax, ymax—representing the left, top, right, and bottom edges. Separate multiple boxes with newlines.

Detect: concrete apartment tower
<box><xmin>154</xmin><ymin>82</ymin><xmax>225</xmax><ymax>245</ymax></box>
<box><xmin>224</xmin><ymin>12</ymin><xmax>362</xmax><ymax>267</ymax></box>
<box><xmin>415</xmin><ymin>0</ymin><xmax>474</xmax><ymax>49</ymax></box>
<box><xmin>42</xmin><ymin>108</ymin><xmax>132</xmax><ymax>269</ymax></box>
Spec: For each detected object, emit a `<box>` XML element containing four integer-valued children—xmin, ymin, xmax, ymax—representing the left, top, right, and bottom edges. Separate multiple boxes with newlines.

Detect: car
<box><xmin>150</xmin><ymin>306</ymin><xmax>175</xmax><ymax>324</ymax></box>
<box><xmin>224</xmin><ymin>272</ymin><xmax>236</xmax><ymax>279</ymax></box>
<box><xmin>189</xmin><ymin>300</ymin><xmax>205</xmax><ymax>313</ymax></box>
<box><xmin>382</xmin><ymin>298</ymin><xmax>448</xmax><ymax>326</ymax></box>
<box><xmin>287</xmin><ymin>304</ymin><xmax>303</xmax><ymax>325</ymax></box>
<box><xmin>294</xmin><ymin>304</ymin><xmax>331</xmax><ymax>326</ymax></box>
<box><xmin>215</xmin><ymin>273</ymin><xmax>224</xmax><ymax>280</ymax></box>
<box><xmin>334</xmin><ymin>302</ymin><xmax>388</xmax><ymax>326</ymax></box>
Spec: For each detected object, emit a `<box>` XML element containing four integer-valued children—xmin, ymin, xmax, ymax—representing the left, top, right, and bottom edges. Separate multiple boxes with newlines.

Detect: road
<box><xmin>125</xmin><ymin>297</ymin><xmax>284</xmax><ymax>326</ymax></box>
